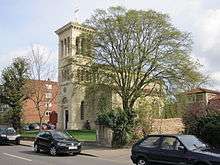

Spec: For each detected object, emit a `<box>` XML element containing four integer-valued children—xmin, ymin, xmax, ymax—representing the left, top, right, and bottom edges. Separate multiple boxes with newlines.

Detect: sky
<box><xmin>1</xmin><ymin>0</ymin><xmax>220</xmax><ymax>89</ymax></box>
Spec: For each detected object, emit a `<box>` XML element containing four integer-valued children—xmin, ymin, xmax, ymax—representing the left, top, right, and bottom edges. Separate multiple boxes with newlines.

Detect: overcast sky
<box><xmin>1</xmin><ymin>0</ymin><xmax>220</xmax><ymax>89</ymax></box>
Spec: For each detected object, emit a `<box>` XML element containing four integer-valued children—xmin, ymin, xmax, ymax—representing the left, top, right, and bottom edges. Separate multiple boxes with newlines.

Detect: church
<box><xmin>55</xmin><ymin>22</ymin><xmax>117</xmax><ymax>130</ymax></box>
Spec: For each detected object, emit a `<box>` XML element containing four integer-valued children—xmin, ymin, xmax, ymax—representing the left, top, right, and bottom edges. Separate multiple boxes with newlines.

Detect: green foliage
<box><xmin>97</xmin><ymin>107</ymin><xmax>133</xmax><ymax>148</ymax></box>
<box><xmin>183</xmin><ymin>103</ymin><xmax>220</xmax><ymax>147</ymax></box>
<box><xmin>86</xmin><ymin>6</ymin><xmax>205</xmax><ymax>113</ymax></box>
<box><xmin>85</xmin><ymin>6</ymin><xmax>206</xmax><ymax>147</ymax></box>
<box><xmin>0</xmin><ymin>57</ymin><xmax>30</xmax><ymax>129</ymax></box>
<box><xmin>196</xmin><ymin>115</ymin><xmax>220</xmax><ymax>147</ymax></box>
<box><xmin>162</xmin><ymin>99</ymin><xmax>183</xmax><ymax>118</ymax></box>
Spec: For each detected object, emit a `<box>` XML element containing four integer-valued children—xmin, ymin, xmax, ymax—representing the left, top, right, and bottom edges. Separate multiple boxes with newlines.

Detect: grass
<box><xmin>67</xmin><ymin>130</ymin><xmax>96</xmax><ymax>141</ymax></box>
<box><xmin>20</xmin><ymin>129</ymin><xmax>96</xmax><ymax>141</ymax></box>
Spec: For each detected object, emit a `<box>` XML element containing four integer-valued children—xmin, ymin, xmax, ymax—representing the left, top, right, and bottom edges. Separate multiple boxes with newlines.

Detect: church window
<box><xmin>64</xmin><ymin>39</ymin><xmax>67</xmax><ymax>56</ymax></box>
<box><xmin>80</xmin><ymin>101</ymin><xmax>85</xmax><ymax>120</ymax></box>
<box><xmin>62</xmin><ymin>97</ymin><xmax>68</xmax><ymax>104</ymax></box>
<box><xmin>80</xmin><ymin>70</ymin><xmax>84</xmax><ymax>81</ymax></box>
<box><xmin>76</xmin><ymin>37</ymin><xmax>80</xmax><ymax>54</ymax></box>
<box><xmin>81</xmin><ymin>37</ymin><xmax>86</xmax><ymax>54</ymax></box>
<box><xmin>60</xmin><ymin>40</ymin><xmax>64</xmax><ymax>57</ymax></box>
<box><xmin>67</xmin><ymin>37</ymin><xmax>70</xmax><ymax>55</ymax></box>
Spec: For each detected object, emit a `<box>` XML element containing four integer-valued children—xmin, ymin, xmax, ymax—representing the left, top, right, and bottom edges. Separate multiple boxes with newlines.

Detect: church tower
<box><xmin>55</xmin><ymin>22</ymin><xmax>94</xmax><ymax>130</ymax></box>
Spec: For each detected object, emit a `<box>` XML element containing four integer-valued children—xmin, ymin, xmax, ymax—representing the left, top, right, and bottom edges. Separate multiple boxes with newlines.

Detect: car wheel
<box><xmin>49</xmin><ymin>147</ymin><xmax>57</xmax><ymax>156</ymax></box>
<box><xmin>137</xmin><ymin>158</ymin><xmax>148</xmax><ymax>165</ymax></box>
<box><xmin>15</xmin><ymin>138</ymin><xmax>20</xmax><ymax>145</ymax></box>
<box><xmin>34</xmin><ymin>144</ymin><xmax>40</xmax><ymax>153</ymax></box>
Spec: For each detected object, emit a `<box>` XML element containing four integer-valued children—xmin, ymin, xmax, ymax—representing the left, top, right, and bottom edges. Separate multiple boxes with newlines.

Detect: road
<box><xmin>0</xmin><ymin>145</ymin><xmax>133</xmax><ymax>165</ymax></box>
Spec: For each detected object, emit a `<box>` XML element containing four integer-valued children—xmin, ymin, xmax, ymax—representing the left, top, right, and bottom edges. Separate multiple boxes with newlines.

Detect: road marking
<box><xmin>3</xmin><ymin>153</ymin><xmax>32</xmax><ymax>162</ymax></box>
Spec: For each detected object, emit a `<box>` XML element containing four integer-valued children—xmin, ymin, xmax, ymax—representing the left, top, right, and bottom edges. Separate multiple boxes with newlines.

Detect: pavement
<box><xmin>10</xmin><ymin>140</ymin><xmax>133</xmax><ymax>165</ymax></box>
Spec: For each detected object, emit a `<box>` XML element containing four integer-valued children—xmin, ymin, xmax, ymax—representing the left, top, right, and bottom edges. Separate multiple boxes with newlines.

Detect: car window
<box><xmin>38</xmin><ymin>132</ymin><xmax>51</xmax><ymax>139</ymax></box>
<box><xmin>178</xmin><ymin>135</ymin><xmax>206</xmax><ymax>150</ymax></box>
<box><xmin>139</xmin><ymin>136</ymin><xmax>161</xmax><ymax>148</ymax></box>
<box><xmin>0</xmin><ymin>128</ymin><xmax>6</xmax><ymax>134</ymax></box>
<box><xmin>42</xmin><ymin>132</ymin><xmax>51</xmax><ymax>139</ymax></box>
<box><xmin>6</xmin><ymin>128</ymin><xmax>16</xmax><ymax>135</ymax></box>
<box><xmin>51</xmin><ymin>131</ymin><xmax>72</xmax><ymax>140</ymax></box>
<box><xmin>161</xmin><ymin>137</ymin><xmax>183</xmax><ymax>150</ymax></box>
<box><xmin>37</xmin><ymin>132</ymin><xmax>45</xmax><ymax>138</ymax></box>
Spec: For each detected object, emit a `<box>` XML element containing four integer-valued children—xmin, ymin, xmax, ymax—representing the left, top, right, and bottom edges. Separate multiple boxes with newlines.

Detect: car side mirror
<box><xmin>178</xmin><ymin>146</ymin><xmax>186</xmax><ymax>152</ymax></box>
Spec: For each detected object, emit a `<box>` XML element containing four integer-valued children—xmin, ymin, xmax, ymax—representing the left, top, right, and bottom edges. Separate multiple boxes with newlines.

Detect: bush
<box><xmin>183</xmin><ymin>104</ymin><xmax>220</xmax><ymax>148</ymax></box>
<box><xmin>197</xmin><ymin>115</ymin><xmax>220</xmax><ymax>148</ymax></box>
<box><xmin>97</xmin><ymin>108</ymin><xmax>133</xmax><ymax>148</ymax></box>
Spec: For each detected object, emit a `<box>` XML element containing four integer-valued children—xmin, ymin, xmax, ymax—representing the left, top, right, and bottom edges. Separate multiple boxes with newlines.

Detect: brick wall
<box><xmin>151</xmin><ymin>118</ymin><xmax>184</xmax><ymax>134</ymax></box>
<box><xmin>22</xmin><ymin>80</ymin><xmax>59</xmax><ymax>124</ymax></box>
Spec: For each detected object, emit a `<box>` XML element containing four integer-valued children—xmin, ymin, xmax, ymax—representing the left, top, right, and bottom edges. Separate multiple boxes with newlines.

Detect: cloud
<box><xmin>196</xmin><ymin>9</ymin><xmax>220</xmax><ymax>51</ymax></box>
<box><xmin>0</xmin><ymin>44</ymin><xmax>58</xmax><ymax>81</ymax></box>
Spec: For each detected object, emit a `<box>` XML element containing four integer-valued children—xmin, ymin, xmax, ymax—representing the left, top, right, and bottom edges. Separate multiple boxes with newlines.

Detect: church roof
<box><xmin>55</xmin><ymin>22</ymin><xmax>94</xmax><ymax>35</ymax></box>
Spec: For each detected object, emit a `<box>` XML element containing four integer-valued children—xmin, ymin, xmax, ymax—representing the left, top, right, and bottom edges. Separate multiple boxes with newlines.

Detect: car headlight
<box><xmin>57</xmin><ymin>142</ymin><xmax>66</xmax><ymax>147</ymax></box>
<box><xmin>77</xmin><ymin>142</ymin><xmax>81</xmax><ymax>146</ymax></box>
<box><xmin>0</xmin><ymin>134</ymin><xmax>7</xmax><ymax>137</ymax></box>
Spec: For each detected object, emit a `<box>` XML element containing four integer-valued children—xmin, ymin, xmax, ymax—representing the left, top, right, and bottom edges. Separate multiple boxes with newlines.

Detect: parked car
<box><xmin>22</xmin><ymin>125</ymin><xmax>30</xmax><ymax>131</ymax></box>
<box><xmin>34</xmin><ymin>130</ymin><xmax>81</xmax><ymax>156</ymax></box>
<box><xmin>29</xmin><ymin>123</ymin><xmax>40</xmax><ymax>130</ymax></box>
<box><xmin>131</xmin><ymin>134</ymin><xmax>220</xmax><ymax>165</ymax></box>
<box><xmin>0</xmin><ymin>127</ymin><xmax>21</xmax><ymax>145</ymax></box>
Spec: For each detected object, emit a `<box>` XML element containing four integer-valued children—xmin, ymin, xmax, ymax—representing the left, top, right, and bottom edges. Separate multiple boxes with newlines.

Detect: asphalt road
<box><xmin>0</xmin><ymin>145</ymin><xmax>133</xmax><ymax>165</ymax></box>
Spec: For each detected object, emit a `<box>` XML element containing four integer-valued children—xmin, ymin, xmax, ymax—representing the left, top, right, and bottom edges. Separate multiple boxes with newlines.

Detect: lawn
<box><xmin>20</xmin><ymin>130</ymin><xmax>96</xmax><ymax>141</ymax></box>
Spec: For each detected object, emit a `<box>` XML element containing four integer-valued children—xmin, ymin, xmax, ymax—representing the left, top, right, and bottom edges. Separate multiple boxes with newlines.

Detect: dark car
<box><xmin>131</xmin><ymin>134</ymin><xmax>220</xmax><ymax>165</ymax></box>
<box><xmin>34</xmin><ymin>130</ymin><xmax>81</xmax><ymax>156</ymax></box>
<box><xmin>29</xmin><ymin>123</ymin><xmax>40</xmax><ymax>130</ymax></box>
<box><xmin>0</xmin><ymin>127</ymin><xmax>21</xmax><ymax>145</ymax></box>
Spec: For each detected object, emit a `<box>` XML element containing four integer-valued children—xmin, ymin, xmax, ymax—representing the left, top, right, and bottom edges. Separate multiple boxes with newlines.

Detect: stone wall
<box><xmin>151</xmin><ymin>118</ymin><xmax>184</xmax><ymax>134</ymax></box>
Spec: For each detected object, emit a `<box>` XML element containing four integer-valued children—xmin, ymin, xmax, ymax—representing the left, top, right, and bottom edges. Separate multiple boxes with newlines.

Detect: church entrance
<box><xmin>64</xmin><ymin>110</ymin><xmax>69</xmax><ymax>130</ymax></box>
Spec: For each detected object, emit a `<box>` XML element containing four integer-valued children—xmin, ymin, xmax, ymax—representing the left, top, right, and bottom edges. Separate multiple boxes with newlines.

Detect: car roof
<box><xmin>146</xmin><ymin>134</ymin><xmax>194</xmax><ymax>138</ymax></box>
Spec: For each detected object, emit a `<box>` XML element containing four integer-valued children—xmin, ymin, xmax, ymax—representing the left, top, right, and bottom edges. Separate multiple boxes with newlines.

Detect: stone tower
<box><xmin>55</xmin><ymin>22</ymin><xmax>95</xmax><ymax>130</ymax></box>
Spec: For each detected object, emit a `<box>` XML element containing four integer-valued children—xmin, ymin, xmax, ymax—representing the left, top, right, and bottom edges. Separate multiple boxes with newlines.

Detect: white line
<box><xmin>3</xmin><ymin>153</ymin><xmax>32</xmax><ymax>162</ymax></box>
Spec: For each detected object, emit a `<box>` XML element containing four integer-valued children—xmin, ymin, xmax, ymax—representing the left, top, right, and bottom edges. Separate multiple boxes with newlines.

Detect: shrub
<box><xmin>97</xmin><ymin>108</ymin><xmax>133</xmax><ymax>148</ymax></box>
<box><xmin>197</xmin><ymin>115</ymin><xmax>220</xmax><ymax>148</ymax></box>
<box><xmin>183</xmin><ymin>103</ymin><xmax>220</xmax><ymax>148</ymax></box>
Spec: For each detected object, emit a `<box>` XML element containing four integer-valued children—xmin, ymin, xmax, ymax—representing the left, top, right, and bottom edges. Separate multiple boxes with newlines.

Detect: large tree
<box><xmin>85</xmin><ymin>7</ymin><xmax>205</xmax><ymax>116</ymax></box>
<box><xmin>0</xmin><ymin>57</ymin><xmax>30</xmax><ymax>129</ymax></box>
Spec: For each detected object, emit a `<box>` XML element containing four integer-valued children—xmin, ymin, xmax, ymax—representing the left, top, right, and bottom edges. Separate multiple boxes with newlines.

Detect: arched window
<box><xmin>62</xmin><ymin>97</ymin><xmax>68</xmax><ymax>104</ymax></box>
<box><xmin>80</xmin><ymin>101</ymin><xmax>85</xmax><ymax>120</ymax></box>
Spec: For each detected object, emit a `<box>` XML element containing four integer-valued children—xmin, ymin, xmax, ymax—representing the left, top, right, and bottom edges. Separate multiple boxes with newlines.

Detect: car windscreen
<box><xmin>0</xmin><ymin>128</ymin><xmax>6</xmax><ymax>134</ymax></box>
<box><xmin>51</xmin><ymin>131</ymin><xmax>72</xmax><ymax>140</ymax></box>
<box><xmin>178</xmin><ymin>135</ymin><xmax>206</xmax><ymax>150</ymax></box>
<box><xmin>6</xmin><ymin>128</ymin><xmax>16</xmax><ymax>135</ymax></box>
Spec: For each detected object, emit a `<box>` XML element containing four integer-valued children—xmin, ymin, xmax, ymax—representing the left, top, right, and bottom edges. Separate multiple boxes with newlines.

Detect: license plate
<box><xmin>69</xmin><ymin>146</ymin><xmax>77</xmax><ymax>150</ymax></box>
<box><xmin>7</xmin><ymin>136</ymin><xmax>16</xmax><ymax>140</ymax></box>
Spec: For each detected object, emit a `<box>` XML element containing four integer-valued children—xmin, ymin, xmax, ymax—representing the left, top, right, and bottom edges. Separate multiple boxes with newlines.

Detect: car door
<box><xmin>137</xmin><ymin>136</ymin><xmax>162</xmax><ymax>163</ymax></box>
<box><xmin>158</xmin><ymin>136</ymin><xmax>188</xmax><ymax>165</ymax></box>
<box><xmin>40</xmin><ymin>132</ymin><xmax>52</xmax><ymax>151</ymax></box>
<box><xmin>37</xmin><ymin>132</ymin><xmax>52</xmax><ymax>151</ymax></box>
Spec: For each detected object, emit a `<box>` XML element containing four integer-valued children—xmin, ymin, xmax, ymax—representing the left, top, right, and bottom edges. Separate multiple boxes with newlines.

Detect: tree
<box><xmin>85</xmin><ymin>6</ymin><xmax>205</xmax><ymax>119</ymax></box>
<box><xmin>0</xmin><ymin>57</ymin><xmax>30</xmax><ymax>129</ymax></box>
<box><xmin>25</xmin><ymin>45</ymin><xmax>58</xmax><ymax>128</ymax></box>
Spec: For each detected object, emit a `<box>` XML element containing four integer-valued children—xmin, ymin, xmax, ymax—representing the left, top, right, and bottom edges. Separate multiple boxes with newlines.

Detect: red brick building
<box><xmin>22</xmin><ymin>80</ymin><xmax>59</xmax><ymax>124</ymax></box>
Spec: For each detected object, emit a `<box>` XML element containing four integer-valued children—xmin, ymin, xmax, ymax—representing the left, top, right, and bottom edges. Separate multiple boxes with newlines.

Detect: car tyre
<box><xmin>34</xmin><ymin>144</ymin><xmax>40</xmax><ymax>153</ymax></box>
<box><xmin>15</xmin><ymin>138</ymin><xmax>20</xmax><ymax>145</ymax></box>
<box><xmin>137</xmin><ymin>158</ymin><xmax>148</xmax><ymax>165</ymax></box>
<box><xmin>49</xmin><ymin>146</ymin><xmax>57</xmax><ymax>156</ymax></box>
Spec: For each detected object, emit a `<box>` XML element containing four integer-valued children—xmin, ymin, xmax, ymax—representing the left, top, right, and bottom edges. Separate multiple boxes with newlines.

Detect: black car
<box><xmin>34</xmin><ymin>130</ymin><xmax>81</xmax><ymax>156</ymax></box>
<box><xmin>0</xmin><ymin>127</ymin><xmax>21</xmax><ymax>145</ymax></box>
<box><xmin>131</xmin><ymin>134</ymin><xmax>220</xmax><ymax>165</ymax></box>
